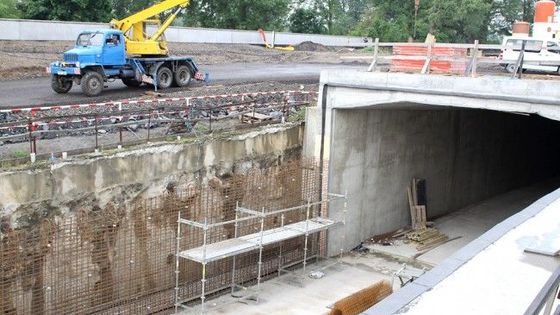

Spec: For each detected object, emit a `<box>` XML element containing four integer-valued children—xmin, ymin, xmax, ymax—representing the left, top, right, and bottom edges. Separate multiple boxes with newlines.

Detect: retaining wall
<box><xmin>0</xmin><ymin>18</ymin><xmax>371</xmax><ymax>47</ymax></box>
<box><xmin>0</xmin><ymin>124</ymin><xmax>304</xmax><ymax>219</ymax></box>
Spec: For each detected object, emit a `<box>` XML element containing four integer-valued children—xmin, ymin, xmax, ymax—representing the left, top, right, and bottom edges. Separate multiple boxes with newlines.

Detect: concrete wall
<box><xmin>305</xmin><ymin>71</ymin><xmax>560</xmax><ymax>254</ymax></box>
<box><xmin>0</xmin><ymin>18</ymin><xmax>371</xmax><ymax>47</ymax></box>
<box><xmin>0</xmin><ymin>124</ymin><xmax>304</xmax><ymax>222</ymax></box>
<box><xmin>328</xmin><ymin>108</ymin><xmax>560</xmax><ymax>251</ymax></box>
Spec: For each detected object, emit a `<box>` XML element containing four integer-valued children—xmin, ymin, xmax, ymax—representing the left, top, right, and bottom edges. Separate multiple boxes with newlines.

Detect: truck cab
<box><xmin>48</xmin><ymin>29</ymin><xmax>134</xmax><ymax>96</ymax></box>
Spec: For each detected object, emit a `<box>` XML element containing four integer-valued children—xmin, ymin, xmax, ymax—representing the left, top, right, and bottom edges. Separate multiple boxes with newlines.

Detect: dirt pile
<box><xmin>295</xmin><ymin>41</ymin><xmax>332</xmax><ymax>52</ymax></box>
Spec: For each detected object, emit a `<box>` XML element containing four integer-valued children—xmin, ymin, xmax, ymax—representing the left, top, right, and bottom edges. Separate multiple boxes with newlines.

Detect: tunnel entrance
<box><xmin>327</xmin><ymin>105</ymin><xmax>560</xmax><ymax>252</ymax></box>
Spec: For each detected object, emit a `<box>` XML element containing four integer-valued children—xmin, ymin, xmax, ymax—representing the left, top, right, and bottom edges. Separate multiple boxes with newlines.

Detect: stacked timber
<box><xmin>406</xmin><ymin>178</ymin><xmax>449</xmax><ymax>251</ymax></box>
<box><xmin>406</xmin><ymin>228</ymin><xmax>449</xmax><ymax>251</ymax></box>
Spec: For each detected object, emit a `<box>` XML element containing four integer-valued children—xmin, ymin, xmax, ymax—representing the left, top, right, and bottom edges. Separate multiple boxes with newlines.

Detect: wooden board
<box><xmin>241</xmin><ymin>112</ymin><xmax>273</xmax><ymax>124</ymax></box>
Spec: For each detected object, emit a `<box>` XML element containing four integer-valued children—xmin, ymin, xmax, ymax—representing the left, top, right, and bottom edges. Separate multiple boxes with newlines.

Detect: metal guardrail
<box><xmin>0</xmin><ymin>91</ymin><xmax>317</xmax><ymax>168</ymax></box>
<box><xmin>525</xmin><ymin>267</ymin><xmax>560</xmax><ymax>315</ymax></box>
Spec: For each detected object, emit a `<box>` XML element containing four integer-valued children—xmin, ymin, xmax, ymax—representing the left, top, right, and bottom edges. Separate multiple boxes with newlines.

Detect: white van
<box><xmin>500</xmin><ymin>36</ymin><xmax>560</xmax><ymax>74</ymax></box>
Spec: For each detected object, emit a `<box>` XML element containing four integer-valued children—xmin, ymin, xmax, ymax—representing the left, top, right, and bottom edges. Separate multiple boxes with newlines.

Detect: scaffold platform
<box><xmin>179</xmin><ymin>218</ymin><xmax>335</xmax><ymax>264</ymax></box>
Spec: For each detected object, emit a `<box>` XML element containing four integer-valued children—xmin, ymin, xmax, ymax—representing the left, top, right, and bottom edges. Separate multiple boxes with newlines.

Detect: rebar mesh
<box><xmin>0</xmin><ymin>158</ymin><xmax>327</xmax><ymax>314</ymax></box>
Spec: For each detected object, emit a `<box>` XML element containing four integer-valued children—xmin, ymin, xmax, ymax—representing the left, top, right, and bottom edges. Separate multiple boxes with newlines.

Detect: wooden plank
<box><xmin>416</xmin><ymin>205</ymin><xmax>427</xmax><ymax>228</ymax></box>
<box><xmin>367</xmin><ymin>37</ymin><xmax>380</xmax><ymax>72</ymax></box>
<box><xmin>241</xmin><ymin>112</ymin><xmax>273</xmax><ymax>124</ymax></box>
<box><xmin>411</xmin><ymin>178</ymin><xmax>418</xmax><ymax>207</ymax></box>
<box><xmin>407</xmin><ymin>187</ymin><xmax>417</xmax><ymax>230</ymax></box>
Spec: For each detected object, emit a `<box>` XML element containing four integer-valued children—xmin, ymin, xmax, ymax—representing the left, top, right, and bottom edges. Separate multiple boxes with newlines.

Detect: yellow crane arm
<box><xmin>110</xmin><ymin>0</ymin><xmax>190</xmax><ymax>56</ymax></box>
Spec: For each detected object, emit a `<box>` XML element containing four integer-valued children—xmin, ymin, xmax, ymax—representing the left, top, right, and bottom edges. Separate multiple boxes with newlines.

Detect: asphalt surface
<box><xmin>0</xmin><ymin>63</ymin><xmax>365</xmax><ymax>108</ymax></box>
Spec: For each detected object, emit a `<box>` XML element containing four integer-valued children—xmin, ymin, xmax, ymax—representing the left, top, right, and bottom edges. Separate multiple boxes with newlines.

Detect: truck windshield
<box><xmin>76</xmin><ymin>32</ymin><xmax>104</xmax><ymax>47</ymax></box>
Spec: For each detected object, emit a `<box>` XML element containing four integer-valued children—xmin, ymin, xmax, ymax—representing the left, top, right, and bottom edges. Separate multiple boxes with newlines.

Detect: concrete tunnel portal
<box><xmin>303</xmin><ymin>71</ymin><xmax>560</xmax><ymax>254</ymax></box>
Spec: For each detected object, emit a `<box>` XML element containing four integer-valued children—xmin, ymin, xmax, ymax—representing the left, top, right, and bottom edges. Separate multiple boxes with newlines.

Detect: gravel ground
<box><xmin>0</xmin><ymin>40</ymin><xmax>367</xmax><ymax>80</ymax></box>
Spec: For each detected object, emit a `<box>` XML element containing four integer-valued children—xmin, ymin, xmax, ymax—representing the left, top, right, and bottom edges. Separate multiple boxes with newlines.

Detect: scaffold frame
<box><xmin>173</xmin><ymin>192</ymin><xmax>348</xmax><ymax>314</ymax></box>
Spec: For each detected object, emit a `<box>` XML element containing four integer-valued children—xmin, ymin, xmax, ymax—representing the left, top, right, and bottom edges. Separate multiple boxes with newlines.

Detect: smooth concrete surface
<box><xmin>327</xmin><ymin>108</ymin><xmax>560</xmax><ymax>254</ymax></box>
<box><xmin>179</xmin><ymin>253</ymin><xmax>404</xmax><ymax>315</ymax></box>
<box><xmin>366</xmin><ymin>180</ymin><xmax>559</xmax><ymax>266</ymax></box>
<box><xmin>304</xmin><ymin>72</ymin><xmax>560</xmax><ymax>254</ymax></box>
<box><xmin>0</xmin><ymin>18</ymin><xmax>371</xmax><ymax>47</ymax></box>
<box><xmin>367</xmin><ymin>187</ymin><xmax>560</xmax><ymax>315</ymax></box>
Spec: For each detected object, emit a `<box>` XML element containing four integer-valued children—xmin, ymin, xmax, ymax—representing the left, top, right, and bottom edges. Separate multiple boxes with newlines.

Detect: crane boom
<box><xmin>110</xmin><ymin>0</ymin><xmax>190</xmax><ymax>56</ymax></box>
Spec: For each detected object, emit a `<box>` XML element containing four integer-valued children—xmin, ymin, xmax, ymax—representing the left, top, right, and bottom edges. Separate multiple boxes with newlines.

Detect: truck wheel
<box><xmin>174</xmin><ymin>65</ymin><xmax>192</xmax><ymax>87</ymax></box>
<box><xmin>122</xmin><ymin>78</ymin><xmax>142</xmax><ymax>88</ymax></box>
<box><xmin>157</xmin><ymin>66</ymin><xmax>173</xmax><ymax>89</ymax></box>
<box><xmin>81</xmin><ymin>71</ymin><xmax>104</xmax><ymax>97</ymax></box>
<box><xmin>51</xmin><ymin>75</ymin><xmax>73</xmax><ymax>94</ymax></box>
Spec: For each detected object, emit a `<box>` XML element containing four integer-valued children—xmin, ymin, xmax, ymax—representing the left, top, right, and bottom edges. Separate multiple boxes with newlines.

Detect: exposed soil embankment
<box><xmin>0</xmin><ymin>40</ymin><xmax>367</xmax><ymax>80</ymax></box>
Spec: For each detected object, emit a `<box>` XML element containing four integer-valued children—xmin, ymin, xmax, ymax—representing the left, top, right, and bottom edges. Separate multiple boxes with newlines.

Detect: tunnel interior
<box><xmin>328</xmin><ymin>104</ymin><xmax>560</xmax><ymax>249</ymax></box>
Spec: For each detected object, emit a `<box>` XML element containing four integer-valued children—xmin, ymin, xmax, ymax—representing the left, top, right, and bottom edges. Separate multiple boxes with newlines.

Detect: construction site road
<box><xmin>0</xmin><ymin>63</ymin><xmax>365</xmax><ymax>108</ymax></box>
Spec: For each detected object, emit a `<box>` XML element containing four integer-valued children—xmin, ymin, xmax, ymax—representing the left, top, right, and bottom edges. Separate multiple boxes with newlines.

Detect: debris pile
<box><xmin>295</xmin><ymin>41</ymin><xmax>331</xmax><ymax>52</ymax></box>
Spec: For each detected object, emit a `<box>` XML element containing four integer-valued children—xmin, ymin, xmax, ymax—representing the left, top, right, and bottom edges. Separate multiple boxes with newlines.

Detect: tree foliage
<box><xmin>8</xmin><ymin>0</ymin><xmax>560</xmax><ymax>43</ymax></box>
<box><xmin>350</xmin><ymin>0</ymin><xmax>553</xmax><ymax>43</ymax></box>
<box><xmin>289</xmin><ymin>8</ymin><xmax>326</xmax><ymax>34</ymax></box>
<box><xmin>0</xmin><ymin>0</ymin><xmax>21</xmax><ymax>18</ymax></box>
<box><xmin>426</xmin><ymin>0</ymin><xmax>493</xmax><ymax>43</ymax></box>
<box><xmin>183</xmin><ymin>0</ymin><xmax>291</xmax><ymax>31</ymax></box>
<box><xmin>18</xmin><ymin>0</ymin><xmax>112</xmax><ymax>22</ymax></box>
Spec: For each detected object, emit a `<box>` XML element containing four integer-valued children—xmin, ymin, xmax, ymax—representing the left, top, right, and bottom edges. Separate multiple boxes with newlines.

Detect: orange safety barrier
<box><xmin>391</xmin><ymin>44</ymin><xmax>468</xmax><ymax>74</ymax></box>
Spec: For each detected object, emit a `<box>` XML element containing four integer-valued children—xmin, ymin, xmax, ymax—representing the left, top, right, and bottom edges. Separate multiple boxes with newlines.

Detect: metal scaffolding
<box><xmin>174</xmin><ymin>192</ymin><xmax>348</xmax><ymax>314</ymax></box>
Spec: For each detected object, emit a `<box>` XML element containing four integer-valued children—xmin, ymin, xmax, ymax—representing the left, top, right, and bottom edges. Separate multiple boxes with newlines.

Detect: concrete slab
<box><xmin>179</xmin><ymin>253</ymin><xmax>407</xmax><ymax>315</ymax></box>
<box><xmin>366</xmin><ymin>181</ymin><xmax>558</xmax><ymax>266</ymax></box>
<box><xmin>397</xmin><ymin>195</ymin><xmax>560</xmax><ymax>315</ymax></box>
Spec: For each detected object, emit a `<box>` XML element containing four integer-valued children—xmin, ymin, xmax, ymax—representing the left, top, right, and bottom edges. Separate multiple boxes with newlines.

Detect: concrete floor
<box><xmin>180</xmin><ymin>253</ymin><xmax>414</xmax><ymax>315</ymax></box>
<box><xmin>179</xmin><ymin>181</ymin><xmax>559</xmax><ymax>314</ymax></box>
<box><xmin>367</xmin><ymin>181</ymin><xmax>559</xmax><ymax>266</ymax></box>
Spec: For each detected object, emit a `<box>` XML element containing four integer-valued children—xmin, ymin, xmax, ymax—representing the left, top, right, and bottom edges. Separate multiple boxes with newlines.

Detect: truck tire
<box><xmin>122</xmin><ymin>78</ymin><xmax>142</xmax><ymax>88</ymax></box>
<box><xmin>157</xmin><ymin>66</ymin><xmax>173</xmax><ymax>89</ymax></box>
<box><xmin>81</xmin><ymin>71</ymin><xmax>104</xmax><ymax>97</ymax></box>
<box><xmin>51</xmin><ymin>75</ymin><xmax>73</xmax><ymax>94</ymax></box>
<box><xmin>173</xmin><ymin>65</ymin><xmax>192</xmax><ymax>87</ymax></box>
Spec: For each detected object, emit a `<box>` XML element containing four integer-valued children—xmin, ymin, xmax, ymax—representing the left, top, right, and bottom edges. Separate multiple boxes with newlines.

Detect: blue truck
<box><xmin>48</xmin><ymin>29</ymin><xmax>207</xmax><ymax>97</ymax></box>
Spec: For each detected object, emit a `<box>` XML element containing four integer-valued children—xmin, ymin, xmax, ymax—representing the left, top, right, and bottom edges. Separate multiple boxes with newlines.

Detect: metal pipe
<box><xmin>174</xmin><ymin>212</ymin><xmax>182</xmax><ymax>314</ymax></box>
<box><xmin>302</xmin><ymin>200</ymin><xmax>311</xmax><ymax>274</ymax></box>
<box><xmin>230</xmin><ymin>202</ymin><xmax>239</xmax><ymax>295</ymax></box>
<box><xmin>525</xmin><ymin>267</ymin><xmax>560</xmax><ymax>315</ymax></box>
<box><xmin>201</xmin><ymin>217</ymin><xmax>208</xmax><ymax>313</ymax></box>
<box><xmin>95</xmin><ymin>115</ymin><xmax>99</xmax><ymax>150</ymax></box>
<box><xmin>255</xmin><ymin>207</ymin><xmax>265</xmax><ymax>303</ymax></box>
<box><xmin>277</xmin><ymin>213</ymin><xmax>285</xmax><ymax>277</ymax></box>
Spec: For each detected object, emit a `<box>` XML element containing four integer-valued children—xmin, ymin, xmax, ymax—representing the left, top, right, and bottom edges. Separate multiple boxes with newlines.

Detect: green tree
<box><xmin>18</xmin><ymin>0</ymin><xmax>112</xmax><ymax>22</ymax></box>
<box><xmin>289</xmin><ymin>7</ymin><xmax>326</xmax><ymax>34</ymax></box>
<box><xmin>426</xmin><ymin>0</ymin><xmax>493</xmax><ymax>43</ymax></box>
<box><xmin>0</xmin><ymin>0</ymin><xmax>21</xmax><ymax>18</ymax></box>
<box><xmin>351</xmin><ymin>0</ymin><xmax>496</xmax><ymax>43</ymax></box>
<box><xmin>351</xmin><ymin>1</ymin><xmax>415</xmax><ymax>42</ymax></box>
<box><xmin>183</xmin><ymin>0</ymin><xmax>290</xmax><ymax>31</ymax></box>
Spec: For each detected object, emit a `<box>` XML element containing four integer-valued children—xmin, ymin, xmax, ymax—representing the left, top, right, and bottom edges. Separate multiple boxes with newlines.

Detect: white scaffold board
<box><xmin>179</xmin><ymin>238</ymin><xmax>258</xmax><ymax>263</ymax></box>
<box><xmin>179</xmin><ymin>218</ymin><xmax>336</xmax><ymax>264</ymax></box>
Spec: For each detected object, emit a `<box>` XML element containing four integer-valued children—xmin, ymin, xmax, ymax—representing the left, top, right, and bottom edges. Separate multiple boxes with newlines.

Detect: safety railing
<box><xmin>0</xmin><ymin>90</ymin><xmax>317</xmax><ymax>168</ymax></box>
<box><xmin>525</xmin><ymin>266</ymin><xmax>560</xmax><ymax>315</ymax></box>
